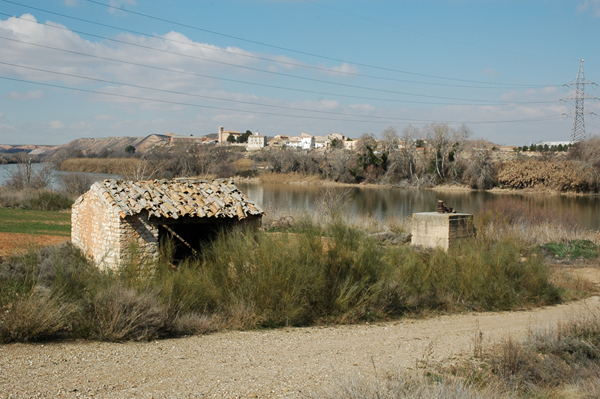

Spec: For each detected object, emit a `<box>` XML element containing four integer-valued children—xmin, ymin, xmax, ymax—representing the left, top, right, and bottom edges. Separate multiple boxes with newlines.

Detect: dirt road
<box><xmin>2</xmin><ymin>291</ymin><xmax>599</xmax><ymax>398</ymax></box>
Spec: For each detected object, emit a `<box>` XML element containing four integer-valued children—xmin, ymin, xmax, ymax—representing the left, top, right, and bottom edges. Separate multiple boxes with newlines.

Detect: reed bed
<box><xmin>60</xmin><ymin>158</ymin><xmax>141</xmax><ymax>174</ymax></box>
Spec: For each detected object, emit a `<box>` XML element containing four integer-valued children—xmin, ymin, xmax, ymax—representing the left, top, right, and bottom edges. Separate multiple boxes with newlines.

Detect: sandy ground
<box><xmin>2</xmin><ymin>295</ymin><xmax>600</xmax><ymax>398</ymax></box>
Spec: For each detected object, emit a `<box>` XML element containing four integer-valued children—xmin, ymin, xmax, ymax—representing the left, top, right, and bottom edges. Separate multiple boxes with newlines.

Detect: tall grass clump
<box><xmin>0</xmin><ymin>289</ymin><xmax>76</xmax><ymax>343</ymax></box>
<box><xmin>385</xmin><ymin>237</ymin><xmax>560</xmax><ymax>312</ymax></box>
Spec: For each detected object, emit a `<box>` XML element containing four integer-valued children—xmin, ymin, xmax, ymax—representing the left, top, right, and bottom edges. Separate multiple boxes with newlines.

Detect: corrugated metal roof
<box><xmin>89</xmin><ymin>178</ymin><xmax>263</xmax><ymax>220</ymax></box>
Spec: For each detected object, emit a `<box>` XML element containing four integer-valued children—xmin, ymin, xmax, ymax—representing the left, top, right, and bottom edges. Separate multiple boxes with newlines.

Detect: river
<box><xmin>1</xmin><ymin>163</ymin><xmax>598</xmax><ymax>229</ymax></box>
<box><xmin>236</xmin><ymin>182</ymin><xmax>600</xmax><ymax>230</ymax></box>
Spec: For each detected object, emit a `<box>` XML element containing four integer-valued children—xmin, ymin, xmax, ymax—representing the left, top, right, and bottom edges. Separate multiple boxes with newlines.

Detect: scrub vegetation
<box><xmin>1</xmin><ymin>200</ymin><xmax>592</xmax><ymax>344</ymax></box>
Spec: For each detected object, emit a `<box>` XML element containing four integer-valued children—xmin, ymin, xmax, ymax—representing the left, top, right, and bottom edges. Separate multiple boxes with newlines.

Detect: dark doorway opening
<box><xmin>157</xmin><ymin>220</ymin><xmax>237</xmax><ymax>261</ymax></box>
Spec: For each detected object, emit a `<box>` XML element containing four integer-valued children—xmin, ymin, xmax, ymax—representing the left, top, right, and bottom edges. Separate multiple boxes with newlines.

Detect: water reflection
<box><xmin>237</xmin><ymin>182</ymin><xmax>600</xmax><ymax>230</ymax></box>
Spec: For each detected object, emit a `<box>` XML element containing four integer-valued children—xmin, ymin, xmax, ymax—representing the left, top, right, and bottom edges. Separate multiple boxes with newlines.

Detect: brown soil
<box><xmin>0</xmin><ymin>232</ymin><xmax>70</xmax><ymax>258</ymax></box>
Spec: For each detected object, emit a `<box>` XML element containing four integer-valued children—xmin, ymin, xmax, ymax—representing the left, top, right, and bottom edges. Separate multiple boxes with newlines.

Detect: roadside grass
<box><xmin>0</xmin><ymin>212</ymin><xmax>569</xmax><ymax>344</ymax></box>
<box><xmin>318</xmin><ymin>310</ymin><xmax>600</xmax><ymax>399</ymax></box>
<box><xmin>0</xmin><ymin>207</ymin><xmax>71</xmax><ymax>236</ymax></box>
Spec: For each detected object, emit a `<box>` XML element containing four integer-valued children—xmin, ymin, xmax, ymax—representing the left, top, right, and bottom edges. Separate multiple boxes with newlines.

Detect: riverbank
<box><xmin>235</xmin><ymin>174</ymin><xmax>600</xmax><ymax>197</ymax></box>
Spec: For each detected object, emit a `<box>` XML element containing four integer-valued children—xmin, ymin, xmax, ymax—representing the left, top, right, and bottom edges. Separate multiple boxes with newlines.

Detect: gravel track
<box><xmin>2</xmin><ymin>293</ymin><xmax>600</xmax><ymax>399</ymax></box>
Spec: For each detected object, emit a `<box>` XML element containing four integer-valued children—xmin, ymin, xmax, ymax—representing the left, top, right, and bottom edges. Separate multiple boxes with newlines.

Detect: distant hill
<box><xmin>49</xmin><ymin>134</ymin><xmax>170</xmax><ymax>157</ymax></box>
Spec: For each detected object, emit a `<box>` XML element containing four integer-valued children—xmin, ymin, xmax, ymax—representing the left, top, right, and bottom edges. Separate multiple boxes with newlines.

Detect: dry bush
<box><xmin>86</xmin><ymin>286</ymin><xmax>169</xmax><ymax>341</ymax></box>
<box><xmin>233</xmin><ymin>158</ymin><xmax>254</xmax><ymax>173</ymax></box>
<box><xmin>60</xmin><ymin>158</ymin><xmax>141</xmax><ymax>174</ymax></box>
<box><xmin>314</xmin><ymin>372</ymin><xmax>508</xmax><ymax>399</ymax></box>
<box><xmin>57</xmin><ymin>173</ymin><xmax>96</xmax><ymax>197</ymax></box>
<box><xmin>498</xmin><ymin>158</ymin><xmax>599</xmax><ymax>192</ymax></box>
<box><xmin>463</xmin><ymin>149</ymin><xmax>497</xmax><ymax>190</ymax></box>
<box><xmin>0</xmin><ymin>290</ymin><xmax>76</xmax><ymax>343</ymax></box>
<box><xmin>172</xmin><ymin>312</ymin><xmax>224</xmax><ymax>335</ymax></box>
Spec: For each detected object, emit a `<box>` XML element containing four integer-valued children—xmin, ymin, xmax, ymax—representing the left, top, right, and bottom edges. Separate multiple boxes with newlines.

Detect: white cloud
<box><xmin>94</xmin><ymin>114</ymin><xmax>117</xmax><ymax>121</ymax></box>
<box><xmin>499</xmin><ymin>86</ymin><xmax>560</xmax><ymax>101</ymax></box>
<box><xmin>318</xmin><ymin>62</ymin><xmax>360</xmax><ymax>77</ymax></box>
<box><xmin>0</xmin><ymin>123</ymin><xmax>17</xmax><ymax>132</ymax></box>
<box><xmin>70</xmin><ymin>121</ymin><xmax>91</xmax><ymax>130</ymax></box>
<box><xmin>49</xmin><ymin>120</ymin><xmax>65</xmax><ymax>129</ymax></box>
<box><xmin>64</xmin><ymin>0</ymin><xmax>80</xmax><ymax>6</ymax></box>
<box><xmin>6</xmin><ymin>90</ymin><xmax>45</xmax><ymax>100</ymax></box>
<box><xmin>578</xmin><ymin>0</ymin><xmax>600</xmax><ymax>17</ymax></box>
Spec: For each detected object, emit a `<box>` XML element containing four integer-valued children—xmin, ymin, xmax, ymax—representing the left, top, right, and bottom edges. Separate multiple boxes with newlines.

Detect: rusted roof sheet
<box><xmin>90</xmin><ymin>178</ymin><xmax>263</xmax><ymax>220</ymax></box>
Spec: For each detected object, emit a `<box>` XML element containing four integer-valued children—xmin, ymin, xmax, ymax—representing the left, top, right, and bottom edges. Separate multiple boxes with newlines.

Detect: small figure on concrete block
<box><xmin>437</xmin><ymin>200</ymin><xmax>456</xmax><ymax>214</ymax></box>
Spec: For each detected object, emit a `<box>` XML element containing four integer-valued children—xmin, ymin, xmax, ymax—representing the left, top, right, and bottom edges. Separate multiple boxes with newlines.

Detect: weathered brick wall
<box><xmin>72</xmin><ymin>190</ymin><xmax>159</xmax><ymax>269</ymax></box>
<box><xmin>116</xmin><ymin>212</ymin><xmax>159</xmax><ymax>266</ymax></box>
<box><xmin>72</xmin><ymin>190</ymin><xmax>120</xmax><ymax>269</ymax></box>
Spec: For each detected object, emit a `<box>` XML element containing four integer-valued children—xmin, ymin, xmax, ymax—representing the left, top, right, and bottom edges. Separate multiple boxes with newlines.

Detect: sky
<box><xmin>0</xmin><ymin>0</ymin><xmax>599</xmax><ymax>146</ymax></box>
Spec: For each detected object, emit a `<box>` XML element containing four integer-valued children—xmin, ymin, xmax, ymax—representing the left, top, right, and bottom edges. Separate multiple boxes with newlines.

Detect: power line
<box><xmin>0</xmin><ymin>35</ymin><xmax>560</xmax><ymax>107</ymax></box>
<box><xmin>0</xmin><ymin>75</ymin><xmax>563</xmax><ymax>126</ymax></box>
<box><xmin>0</xmin><ymin>1</ymin><xmax>555</xmax><ymax>89</ymax></box>
<box><xmin>0</xmin><ymin>14</ymin><xmax>561</xmax><ymax>105</ymax></box>
<box><xmin>78</xmin><ymin>0</ymin><xmax>555</xmax><ymax>88</ymax></box>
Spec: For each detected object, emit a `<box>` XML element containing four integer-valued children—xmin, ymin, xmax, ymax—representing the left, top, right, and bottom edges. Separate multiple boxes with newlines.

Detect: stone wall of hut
<box><xmin>72</xmin><ymin>190</ymin><xmax>120</xmax><ymax>269</ymax></box>
<box><xmin>72</xmin><ymin>190</ymin><xmax>159</xmax><ymax>269</ymax></box>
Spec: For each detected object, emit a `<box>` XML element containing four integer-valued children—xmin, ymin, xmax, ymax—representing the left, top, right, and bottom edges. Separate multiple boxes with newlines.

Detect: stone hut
<box><xmin>72</xmin><ymin>178</ymin><xmax>263</xmax><ymax>269</ymax></box>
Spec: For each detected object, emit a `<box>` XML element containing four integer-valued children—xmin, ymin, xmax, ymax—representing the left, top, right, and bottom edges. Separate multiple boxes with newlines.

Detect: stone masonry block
<box><xmin>411</xmin><ymin>212</ymin><xmax>474</xmax><ymax>251</ymax></box>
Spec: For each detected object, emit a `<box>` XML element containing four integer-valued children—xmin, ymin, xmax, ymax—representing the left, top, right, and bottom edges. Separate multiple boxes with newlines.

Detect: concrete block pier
<box><xmin>411</xmin><ymin>212</ymin><xmax>475</xmax><ymax>251</ymax></box>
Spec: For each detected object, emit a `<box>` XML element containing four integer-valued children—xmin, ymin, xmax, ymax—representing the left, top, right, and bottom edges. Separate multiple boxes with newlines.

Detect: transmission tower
<box><xmin>561</xmin><ymin>59</ymin><xmax>598</xmax><ymax>143</ymax></box>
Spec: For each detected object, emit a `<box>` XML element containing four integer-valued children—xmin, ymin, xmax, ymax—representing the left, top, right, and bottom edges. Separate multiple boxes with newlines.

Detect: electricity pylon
<box><xmin>561</xmin><ymin>60</ymin><xmax>598</xmax><ymax>143</ymax></box>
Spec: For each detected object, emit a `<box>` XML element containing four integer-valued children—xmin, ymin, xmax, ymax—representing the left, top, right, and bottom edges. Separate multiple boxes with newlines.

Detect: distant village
<box><xmin>166</xmin><ymin>126</ymin><xmax>358</xmax><ymax>151</ymax></box>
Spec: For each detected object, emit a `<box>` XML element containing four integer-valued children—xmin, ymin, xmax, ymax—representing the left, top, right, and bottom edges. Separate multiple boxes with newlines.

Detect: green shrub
<box><xmin>542</xmin><ymin>240</ymin><xmax>599</xmax><ymax>260</ymax></box>
<box><xmin>0</xmin><ymin>218</ymin><xmax>564</xmax><ymax>342</ymax></box>
<box><xmin>27</xmin><ymin>191</ymin><xmax>73</xmax><ymax>211</ymax></box>
<box><xmin>386</xmin><ymin>237</ymin><xmax>561</xmax><ymax>312</ymax></box>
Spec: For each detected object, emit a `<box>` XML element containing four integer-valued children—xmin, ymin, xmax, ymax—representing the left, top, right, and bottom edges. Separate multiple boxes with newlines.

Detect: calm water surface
<box><xmin>237</xmin><ymin>182</ymin><xmax>600</xmax><ymax>230</ymax></box>
<box><xmin>0</xmin><ymin>163</ymin><xmax>122</xmax><ymax>190</ymax></box>
<box><xmin>2</xmin><ymin>163</ymin><xmax>599</xmax><ymax>230</ymax></box>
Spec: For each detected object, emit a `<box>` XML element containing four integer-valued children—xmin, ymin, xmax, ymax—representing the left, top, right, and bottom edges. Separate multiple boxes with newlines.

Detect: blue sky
<box><xmin>0</xmin><ymin>0</ymin><xmax>599</xmax><ymax>145</ymax></box>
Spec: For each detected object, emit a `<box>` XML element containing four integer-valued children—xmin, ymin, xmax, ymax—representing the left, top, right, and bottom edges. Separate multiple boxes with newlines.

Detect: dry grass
<box><xmin>315</xmin><ymin>372</ymin><xmax>511</xmax><ymax>399</ymax></box>
<box><xmin>60</xmin><ymin>158</ymin><xmax>141</xmax><ymax>175</ymax></box>
<box><xmin>475</xmin><ymin>197</ymin><xmax>599</xmax><ymax>246</ymax></box>
<box><xmin>0</xmin><ymin>289</ymin><xmax>76</xmax><ymax>343</ymax></box>
<box><xmin>498</xmin><ymin>158</ymin><xmax>599</xmax><ymax>192</ymax></box>
<box><xmin>85</xmin><ymin>285</ymin><xmax>170</xmax><ymax>342</ymax></box>
<box><xmin>258</xmin><ymin>171</ymin><xmax>325</xmax><ymax>184</ymax></box>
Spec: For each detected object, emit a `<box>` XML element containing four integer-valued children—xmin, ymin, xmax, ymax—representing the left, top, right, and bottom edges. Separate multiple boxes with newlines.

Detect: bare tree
<box><xmin>463</xmin><ymin>148</ymin><xmax>497</xmax><ymax>190</ymax></box>
<box><xmin>424</xmin><ymin>123</ymin><xmax>471</xmax><ymax>182</ymax></box>
<box><xmin>398</xmin><ymin>125</ymin><xmax>422</xmax><ymax>182</ymax></box>
<box><xmin>3</xmin><ymin>155</ymin><xmax>53</xmax><ymax>190</ymax></box>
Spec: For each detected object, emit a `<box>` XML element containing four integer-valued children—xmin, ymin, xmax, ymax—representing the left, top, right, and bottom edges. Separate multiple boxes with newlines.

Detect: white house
<box><xmin>300</xmin><ymin>133</ymin><xmax>315</xmax><ymax>149</ymax></box>
<box><xmin>247</xmin><ymin>132</ymin><xmax>267</xmax><ymax>150</ymax></box>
